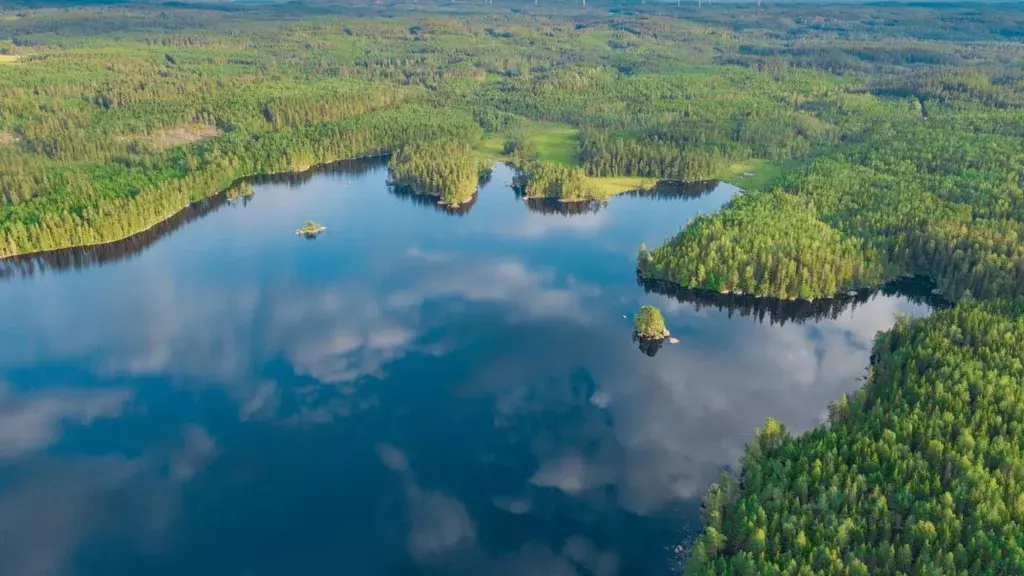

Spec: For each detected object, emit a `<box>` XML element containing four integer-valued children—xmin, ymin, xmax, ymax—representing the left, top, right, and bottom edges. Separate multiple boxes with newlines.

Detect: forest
<box><xmin>3</xmin><ymin>0</ymin><xmax>1024</xmax><ymax>573</ymax></box>
<box><xmin>388</xmin><ymin>141</ymin><xmax>489</xmax><ymax>206</ymax></box>
<box><xmin>688</xmin><ymin>301</ymin><xmax>1024</xmax><ymax>574</ymax></box>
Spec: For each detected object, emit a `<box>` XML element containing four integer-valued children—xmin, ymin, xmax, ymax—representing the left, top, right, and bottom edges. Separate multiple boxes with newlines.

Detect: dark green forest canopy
<box><xmin>688</xmin><ymin>301</ymin><xmax>1024</xmax><ymax>575</ymax></box>
<box><xmin>3</xmin><ymin>3</ymin><xmax>1024</xmax><ymax>574</ymax></box>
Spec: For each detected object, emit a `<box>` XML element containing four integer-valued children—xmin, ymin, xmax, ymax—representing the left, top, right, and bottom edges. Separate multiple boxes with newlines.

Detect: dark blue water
<box><xmin>0</xmin><ymin>161</ymin><xmax>935</xmax><ymax>576</ymax></box>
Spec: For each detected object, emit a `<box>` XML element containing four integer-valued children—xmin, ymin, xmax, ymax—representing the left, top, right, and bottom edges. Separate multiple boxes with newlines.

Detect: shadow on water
<box><xmin>619</xmin><ymin>179</ymin><xmax>720</xmax><ymax>200</ymax></box>
<box><xmin>0</xmin><ymin>159</ymin><xmax>727</xmax><ymax>279</ymax></box>
<box><xmin>250</xmin><ymin>156</ymin><xmax>387</xmax><ymax>188</ymax></box>
<box><xmin>385</xmin><ymin>165</ymin><xmax>491</xmax><ymax>216</ymax></box>
<box><xmin>633</xmin><ymin>332</ymin><xmax>665</xmax><ymax>357</ymax></box>
<box><xmin>0</xmin><ymin>157</ymin><xmax>390</xmax><ymax>281</ymax></box>
<box><xmin>523</xmin><ymin>198</ymin><xmax>605</xmax><ymax>216</ymax></box>
<box><xmin>0</xmin><ymin>189</ymin><xmax>238</xmax><ymax>281</ymax></box>
<box><xmin>640</xmin><ymin>275</ymin><xmax>951</xmax><ymax>327</ymax></box>
<box><xmin>385</xmin><ymin>183</ymin><xmax>477</xmax><ymax>216</ymax></box>
<box><xmin>522</xmin><ymin>180</ymin><xmax>720</xmax><ymax>217</ymax></box>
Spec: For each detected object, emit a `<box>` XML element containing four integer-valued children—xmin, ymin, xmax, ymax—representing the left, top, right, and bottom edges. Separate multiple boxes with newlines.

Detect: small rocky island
<box><xmin>633</xmin><ymin>305</ymin><xmax>670</xmax><ymax>340</ymax></box>
<box><xmin>296</xmin><ymin>220</ymin><xmax>326</xmax><ymax>238</ymax></box>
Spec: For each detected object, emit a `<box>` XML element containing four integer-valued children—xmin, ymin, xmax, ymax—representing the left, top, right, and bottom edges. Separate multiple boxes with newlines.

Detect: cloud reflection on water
<box><xmin>0</xmin><ymin>188</ymin><xmax>928</xmax><ymax>575</ymax></box>
<box><xmin>0</xmin><ymin>425</ymin><xmax>219</xmax><ymax>576</ymax></box>
<box><xmin>0</xmin><ymin>384</ymin><xmax>132</xmax><ymax>459</ymax></box>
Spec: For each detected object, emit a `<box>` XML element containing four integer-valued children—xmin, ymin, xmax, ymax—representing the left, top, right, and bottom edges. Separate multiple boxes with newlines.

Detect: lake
<box><xmin>0</xmin><ymin>160</ymin><xmax>939</xmax><ymax>576</ymax></box>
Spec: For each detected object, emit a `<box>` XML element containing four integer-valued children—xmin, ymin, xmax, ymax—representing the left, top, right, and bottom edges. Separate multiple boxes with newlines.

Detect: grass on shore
<box><xmin>586</xmin><ymin>175</ymin><xmax>657</xmax><ymax>197</ymax></box>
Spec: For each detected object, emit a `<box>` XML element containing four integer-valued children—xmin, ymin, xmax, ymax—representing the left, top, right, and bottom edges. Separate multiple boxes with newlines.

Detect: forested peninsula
<box><xmin>3</xmin><ymin>1</ymin><xmax>1024</xmax><ymax>573</ymax></box>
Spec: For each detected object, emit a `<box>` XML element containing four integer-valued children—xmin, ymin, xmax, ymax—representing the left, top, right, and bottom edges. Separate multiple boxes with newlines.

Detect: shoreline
<box><xmin>637</xmin><ymin>272</ymin><xmax>952</xmax><ymax>309</ymax></box>
<box><xmin>0</xmin><ymin>154</ymin><xmax>387</xmax><ymax>262</ymax></box>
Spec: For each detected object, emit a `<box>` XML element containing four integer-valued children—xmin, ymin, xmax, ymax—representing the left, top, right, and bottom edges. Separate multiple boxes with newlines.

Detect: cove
<box><xmin>0</xmin><ymin>160</ymin><xmax>934</xmax><ymax>575</ymax></box>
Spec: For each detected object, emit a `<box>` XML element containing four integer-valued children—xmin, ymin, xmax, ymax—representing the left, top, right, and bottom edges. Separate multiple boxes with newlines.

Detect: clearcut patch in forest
<box><xmin>0</xmin><ymin>132</ymin><xmax>16</xmax><ymax>147</ymax></box>
<box><xmin>122</xmin><ymin>124</ymin><xmax>220</xmax><ymax>150</ymax></box>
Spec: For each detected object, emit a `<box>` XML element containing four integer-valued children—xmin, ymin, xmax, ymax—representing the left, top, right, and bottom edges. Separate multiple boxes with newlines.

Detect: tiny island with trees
<box><xmin>296</xmin><ymin>220</ymin><xmax>326</xmax><ymax>238</ymax></box>
<box><xmin>633</xmin><ymin>305</ymin><xmax>669</xmax><ymax>340</ymax></box>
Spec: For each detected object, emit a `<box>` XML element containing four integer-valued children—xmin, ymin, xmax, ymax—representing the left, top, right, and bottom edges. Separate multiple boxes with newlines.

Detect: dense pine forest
<box><xmin>3</xmin><ymin>0</ymin><xmax>1024</xmax><ymax>573</ymax></box>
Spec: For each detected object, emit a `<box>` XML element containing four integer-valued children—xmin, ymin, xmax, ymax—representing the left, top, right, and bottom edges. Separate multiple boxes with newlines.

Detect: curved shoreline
<box><xmin>0</xmin><ymin>155</ymin><xmax>388</xmax><ymax>263</ymax></box>
<box><xmin>0</xmin><ymin>157</ymin><xmax>390</xmax><ymax>279</ymax></box>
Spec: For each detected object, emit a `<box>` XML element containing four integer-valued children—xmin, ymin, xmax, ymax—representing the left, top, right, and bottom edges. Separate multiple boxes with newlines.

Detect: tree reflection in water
<box><xmin>639</xmin><ymin>275</ymin><xmax>950</xmax><ymax>327</ymax></box>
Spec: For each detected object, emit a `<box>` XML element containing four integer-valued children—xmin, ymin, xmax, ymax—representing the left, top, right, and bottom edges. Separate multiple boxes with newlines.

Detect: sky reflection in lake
<box><xmin>0</xmin><ymin>162</ymin><xmax>931</xmax><ymax>576</ymax></box>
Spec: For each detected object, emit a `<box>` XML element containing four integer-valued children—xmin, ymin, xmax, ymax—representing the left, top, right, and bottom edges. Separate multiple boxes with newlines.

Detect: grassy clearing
<box><xmin>527</xmin><ymin>121</ymin><xmax>580</xmax><ymax>165</ymax></box>
<box><xmin>586</xmin><ymin>175</ymin><xmax>657</xmax><ymax>198</ymax></box>
<box><xmin>472</xmin><ymin>134</ymin><xmax>508</xmax><ymax>162</ymax></box>
<box><xmin>471</xmin><ymin>120</ymin><xmax>580</xmax><ymax>165</ymax></box>
<box><xmin>0</xmin><ymin>54</ymin><xmax>21</xmax><ymax>64</ymax></box>
<box><xmin>717</xmin><ymin>159</ymin><xmax>789</xmax><ymax>191</ymax></box>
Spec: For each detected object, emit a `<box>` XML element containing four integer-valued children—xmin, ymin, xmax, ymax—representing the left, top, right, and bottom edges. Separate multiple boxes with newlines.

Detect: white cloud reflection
<box><xmin>495</xmin><ymin>292</ymin><xmax>924</xmax><ymax>515</ymax></box>
<box><xmin>377</xmin><ymin>443</ymin><xmax>477</xmax><ymax>563</ymax></box>
<box><xmin>0</xmin><ymin>225</ymin><xmax>929</xmax><ymax>563</ymax></box>
<box><xmin>0</xmin><ymin>384</ymin><xmax>132</xmax><ymax>459</ymax></box>
<box><xmin>0</xmin><ymin>167</ymin><xmax>934</xmax><ymax>574</ymax></box>
<box><xmin>0</xmin><ymin>425</ymin><xmax>219</xmax><ymax>576</ymax></box>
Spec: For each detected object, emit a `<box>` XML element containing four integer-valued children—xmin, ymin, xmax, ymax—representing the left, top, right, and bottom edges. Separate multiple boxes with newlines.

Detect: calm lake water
<box><xmin>0</xmin><ymin>160</ymin><xmax>938</xmax><ymax>576</ymax></box>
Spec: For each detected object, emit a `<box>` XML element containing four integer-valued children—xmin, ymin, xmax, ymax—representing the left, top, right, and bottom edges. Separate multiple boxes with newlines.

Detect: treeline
<box><xmin>580</xmin><ymin>130</ymin><xmax>729</xmax><ymax>182</ymax></box>
<box><xmin>504</xmin><ymin>133</ymin><xmax>603</xmax><ymax>202</ymax></box>
<box><xmin>642</xmin><ymin>91</ymin><xmax>1024</xmax><ymax>301</ymax></box>
<box><xmin>1</xmin><ymin>78</ymin><xmax>419</xmax><ymax>206</ymax></box>
<box><xmin>513</xmin><ymin>161</ymin><xmax>598</xmax><ymax>202</ymax></box>
<box><xmin>0</xmin><ymin>106</ymin><xmax>483</xmax><ymax>256</ymax></box>
<box><xmin>388</xmin><ymin>141</ymin><xmax>488</xmax><ymax>206</ymax></box>
<box><xmin>688</xmin><ymin>301</ymin><xmax>1024</xmax><ymax>574</ymax></box>
<box><xmin>638</xmin><ymin>189</ymin><xmax>880</xmax><ymax>300</ymax></box>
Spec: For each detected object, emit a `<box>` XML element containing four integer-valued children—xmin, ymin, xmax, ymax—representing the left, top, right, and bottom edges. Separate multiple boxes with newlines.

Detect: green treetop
<box><xmin>634</xmin><ymin>305</ymin><xmax>668</xmax><ymax>340</ymax></box>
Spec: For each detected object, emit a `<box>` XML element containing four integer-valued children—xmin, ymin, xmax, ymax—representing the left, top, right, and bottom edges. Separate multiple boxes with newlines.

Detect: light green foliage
<box><xmin>298</xmin><ymin>220</ymin><xmax>325</xmax><ymax>236</ymax></box>
<box><xmin>525</xmin><ymin>122</ymin><xmax>579</xmax><ymax>166</ymax></box>
<box><xmin>633</xmin><ymin>305</ymin><xmax>667</xmax><ymax>339</ymax></box>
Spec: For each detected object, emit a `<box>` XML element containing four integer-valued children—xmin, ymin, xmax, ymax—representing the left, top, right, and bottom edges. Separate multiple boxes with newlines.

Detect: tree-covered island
<box><xmin>295</xmin><ymin>220</ymin><xmax>326</xmax><ymax>237</ymax></box>
<box><xmin>633</xmin><ymin>305</ymin><xmax>669</xmax><ymax>340</ymax></box>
